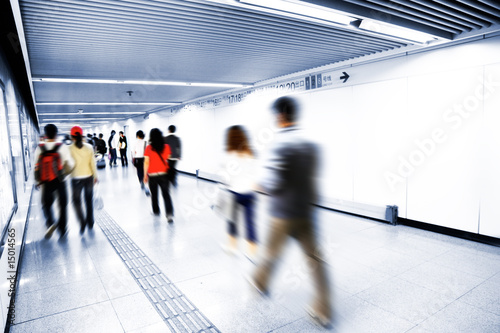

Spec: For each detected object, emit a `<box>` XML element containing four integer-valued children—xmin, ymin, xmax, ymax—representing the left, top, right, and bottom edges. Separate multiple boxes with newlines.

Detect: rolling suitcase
<box><xmin>96</xmin><ymin>153</ymin><xmax>106</xmax><ymax>169</ymax></box>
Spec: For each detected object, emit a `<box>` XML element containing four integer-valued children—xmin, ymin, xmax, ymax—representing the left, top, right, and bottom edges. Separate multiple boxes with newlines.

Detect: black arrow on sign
<box><xmin>340</xmin><ymin>72</ymin><xmax>350</xmax><ymax>83</ymax></box>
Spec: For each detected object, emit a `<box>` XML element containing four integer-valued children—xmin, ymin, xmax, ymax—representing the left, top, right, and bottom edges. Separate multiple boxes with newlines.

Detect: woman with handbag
<box><xmin>143</xmin><ymin>128</ymin><xmax>174</xmax><ymax>222</ymax></box>
<box><xmin>222</xmin><ymin>125</ymin><xmax>258</xmax><ymax>259</ymax></box>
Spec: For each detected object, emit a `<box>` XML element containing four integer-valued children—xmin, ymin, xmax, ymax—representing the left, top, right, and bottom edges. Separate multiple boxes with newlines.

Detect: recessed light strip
<box><xmin>239</xmin><ymin>0</ymin><xmax>354</xmax><ymax>25</ymax></box>
<box><xmin>36</xmin><ymin>102</ymin><xmax>180</xmax><ymax>106</ymax></box>
<box><xmin>32</xmin><ymin>78</ymin><xmax>252</xmax><ymax>88</ymax></box>
<box><xmin>41</xmin><ymin>118</ymin><xmax>120</xmax><ymax>121</ymax></box>
<box><xmin>358</xmin><ymin>19</ymin><xmax>436</xmax><ymax>44</ymax></box>
<box><xmin>239</xmin><ymin>0</ymin><xmax>438</xmax><ymax>44</ymax></box>
<box><xmin>39</xmin><ymin>112</ymin><xmax>146</xmax><ymax>115</ymax></box>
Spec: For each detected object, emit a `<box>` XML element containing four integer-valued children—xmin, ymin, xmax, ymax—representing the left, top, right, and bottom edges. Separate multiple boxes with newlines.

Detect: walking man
<box><xmin>164</xmin><ymin>125</ymin><xmax>181</xmax><ymax>187</ymax></box>
<box><xmin>250</xmin><ymin>96</ymin><xmax>332</xmax><ymax>327</ymax></box>
<box><xmin>119</xmin><ymin>131</ymin><xmax>128</xmax><ymax>166</ymax></box>
<box><xmin>108</xmin><ymin>130</ymin><xmax>118</xmax><ymax>167</ymax></box>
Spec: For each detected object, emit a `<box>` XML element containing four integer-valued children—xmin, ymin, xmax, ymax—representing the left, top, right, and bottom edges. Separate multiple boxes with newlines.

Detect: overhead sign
<box><xmin>174</xmin><ymin>70</ymin><xmax>353</xmax><ymax>112</ymax></box>
<box><xmin>340</xmin><ymin>71</ymin><xmax>350</xmax><ymax>83</ymax></box>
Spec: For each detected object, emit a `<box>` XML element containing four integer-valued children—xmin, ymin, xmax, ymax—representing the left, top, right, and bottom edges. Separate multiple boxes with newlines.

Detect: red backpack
<box><xmin>35</xmin><ymin>143</ymin><xmax>63</xmax><ymax>183</ymax></box>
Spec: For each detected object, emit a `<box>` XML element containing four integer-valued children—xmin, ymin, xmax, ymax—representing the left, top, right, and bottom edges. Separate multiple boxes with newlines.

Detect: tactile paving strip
<box><xmin>95</xmin><ymin>210</ymin><xmax>220</xmax><ymax>333</ymax></box>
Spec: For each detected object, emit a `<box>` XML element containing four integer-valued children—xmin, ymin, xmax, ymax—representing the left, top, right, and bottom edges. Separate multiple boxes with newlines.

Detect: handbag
<box><xmin>155</xmin><ymin>149</ymin><xmax>169</xmax><ymax>173</ymax></box>
<box><xmin>93</xmin><ymin>183</ymin><xmax>104</xmax><ymax>210</ymax></box>
<box><xmin>212</xmin><ymin>185</ymin><xmax>235</xmax><ymax>220</ymax></box>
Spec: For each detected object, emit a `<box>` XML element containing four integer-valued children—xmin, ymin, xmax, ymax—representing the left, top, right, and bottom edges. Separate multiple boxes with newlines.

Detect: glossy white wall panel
<box><xmin>301</xmin><ymin>88</ymin><xmax>355</xmax><ymax>201</ymax></box>
<box><xmin>406</xmin><ymin>36</ymin><xmax>500</xmax><ymax>78</ymax></box>
<box><xmin>478</xmin><ymin>62</ymin><xmax>500</xmax><ymax>237</ymax></box>
<box><xmin>197</xmin><ymin>109</ymin><xmax>217</xmax><ymax>175</ymax></box>
<box><xmin>346</xmin><ymin>55</ymin><xmax>409</xmax><ymax>87</ymax></box>
<box><xmin>406</xmin><ymin>67</ymin><xmax>483</xmax><ymax>232</ymax></box>
<box><xmin>351</xmin><ymin>79</ymin><xmax>409</xmax><ymax>215</ymax></box>
<box><xmin>172</xmin><ymin>109</ymin><xmax>207</xmax><ymax>174</ymax></box>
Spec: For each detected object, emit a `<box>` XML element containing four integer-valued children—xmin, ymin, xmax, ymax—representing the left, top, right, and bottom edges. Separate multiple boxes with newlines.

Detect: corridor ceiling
<box><xmin>18</xmin><ymin>0</ymin><xmax>500</xmax><ymax>130</ymax></box>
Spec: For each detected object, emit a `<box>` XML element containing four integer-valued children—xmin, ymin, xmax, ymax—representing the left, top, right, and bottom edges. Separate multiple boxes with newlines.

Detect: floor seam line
<box><xmin>11</xmin><ymin>299</ymin><xmax>111</xmax><ymax>326</ymax></box>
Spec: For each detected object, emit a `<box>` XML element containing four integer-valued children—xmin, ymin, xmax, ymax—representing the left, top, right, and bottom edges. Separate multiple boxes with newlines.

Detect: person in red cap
<box><xmin>69</xmin><ymin>126</ymin><xmax>98</xmax><ymax>234</ymax></box>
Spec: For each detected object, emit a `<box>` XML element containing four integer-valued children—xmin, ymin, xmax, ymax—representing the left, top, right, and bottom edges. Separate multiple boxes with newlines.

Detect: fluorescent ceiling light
<box><xmin>239</xmin><ymin>0</ymin><xmax>354</xmax><ymax>26</ymax></box>
<box><xmin>39</xmin><ymin>112</ymin><xmax>146</xmax><ymax>115</ymax></box>
<box><xmin>32</xmin><ymin>78</ymin><xmax>251</xmax><ymax>88</ymax></box>
<box><xmin>358</xmin><ymin>19</ymin><xmax>436</xmax><ymax>44</ymax></box>
<box><xmin>41</xmin><ymin>118</ymin><xmax>122</xmax><ymax>121</ymax></box>
<box><xmin>36</xmin><ymin>102</ymin><xmax>179</xmax><ymax>106</ymax></box>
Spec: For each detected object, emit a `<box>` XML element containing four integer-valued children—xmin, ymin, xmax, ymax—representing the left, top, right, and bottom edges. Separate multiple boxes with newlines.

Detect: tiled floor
<box><xmin>11</xmin><ymin>165</ymin><xmax>500</xmax><ymax>332</ymax></box>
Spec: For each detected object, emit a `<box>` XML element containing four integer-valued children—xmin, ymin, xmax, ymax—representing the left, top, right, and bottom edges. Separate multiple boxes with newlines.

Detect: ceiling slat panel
<box><xmin>390</xmin><ymin>0</ymin><xmax>482</xmax><ymax>30</ymax></box>
<box><xmin>22</xmin><ymin>21</ymin><xmax>396</xmax><ymax>55</ymax></box>
<box><xmin>459</xmin><ymin>0</ymin><xmax>500</xmax><ymax>17</ymax></box>
<box><xmin>428</xmin><ymin>1</ymin><xmax>491</xmax><ymax>26</ymax></box>
<box><xmin>20</xmin><ymin>1</ymin><xmax>404</xmax><ymax>49</ymax></box>
<box><xmin>21</xmin><ymin>13</ymin><xmax>401</xmax><ymax>52</ymax></box>
<box><xmin>343</xmin><ymin>0</ymin><xmax>463</xmax><ymax>33</ymax></box>
<box><xmin>364</xmin><ymin>0</ymin><xmax>477</xmax><ymax>31</ymax></box>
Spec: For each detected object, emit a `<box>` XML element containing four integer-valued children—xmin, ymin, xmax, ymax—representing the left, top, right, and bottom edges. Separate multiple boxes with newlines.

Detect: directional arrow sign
<box><xmin>340</xmin><ymin>72</ymin><xmax>350</xmax><ymax>83</ymax></box>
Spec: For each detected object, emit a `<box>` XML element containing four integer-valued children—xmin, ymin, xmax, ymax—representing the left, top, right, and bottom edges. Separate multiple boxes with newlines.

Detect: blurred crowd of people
<box><xmin>34</xmin><ymin>96</ymin><xmax>332</xmax><ymax>328</ymax></box>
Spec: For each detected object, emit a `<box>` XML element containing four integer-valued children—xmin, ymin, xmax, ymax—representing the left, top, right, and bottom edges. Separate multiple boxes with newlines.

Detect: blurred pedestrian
<box><xmin>34</xmin><ymin>124</ymin><xmax>74</xmax><ymax>239</ymax></box>
<box><xmin>96</xmin><ymin>133</ymin><xmax>107</xmax><ymax>155</ymax></box>
<box><xmin>222</xmin><ymin>125</ymin><xmax>258</xmax><ymax>259</ymax></box>
<box><xmin>108</xmin><ymin>130</ymin><xmax>118</xmax><ymax>167</ymax></box>
<box><xmin>92</xmin><ymin>133</ymin><xmax>98</xmax><ymax>148</ymax></box>
<box><xmin>119</xmin><ymin>131</ymin><xmax>128</xmax><ymax>166</ymax></box>
<box><xmin>144</xmin><ymin>128</ymin><xmax>174</xmax><ymax>222</ymax></box>
<box><xmin>70</xmin><ymin>126</ymin><xmax>98</xmax><ymax>234</ymax></box>
<box><xmin>132</xmin><ymin>130</ymin><xmax>147</xmax><ymax>190</ymax></box>
<box><xmin>86</xmin><ymin>133</ymin><xmax>94</xmax><ymax>148</ymax></box>
<box><xmin>95</xmin><ymin>133</ymin><xmax>107</xmax><ymax>169</ymax></box>
<box><xmin>250</xmin><ymin>96</ymin><xmax>331</xmax><ymax>327</ymax></box>
<box><xmin>164</xmin><ymin>125</ymin><xmax>181</xmax><ymax>187</ymax></box>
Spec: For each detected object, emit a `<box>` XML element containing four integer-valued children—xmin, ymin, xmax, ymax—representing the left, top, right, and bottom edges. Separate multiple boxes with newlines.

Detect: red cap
<box><xmin>71</xmin><ymin>126</ymin><xmax>83</xmax><ymax>137</ymax></box>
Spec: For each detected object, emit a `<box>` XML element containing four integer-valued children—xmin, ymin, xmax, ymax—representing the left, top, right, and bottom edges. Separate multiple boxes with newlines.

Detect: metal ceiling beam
<box><xmin>456</xmin><ymin>0</ymin><xmax>500</xmax><ymax>18</ymax></box>
<box><xmin>390</xmin><ymin>0</ymin><xmax>481</xmax><ymax>30</ymax></box>
<box><xmin>433</xmin><ymin>0</ymin><xmax>500</xmax><ymax>24</ymax></box>
<box><xmin>365</xmin><ymin>0</ymin><xmax>481</xmax><ymax>30</ymax></box>
<box><xmin>300</xmin><ymin>0</ymin><xmax>455</xmax><ymax>38</ymax></box>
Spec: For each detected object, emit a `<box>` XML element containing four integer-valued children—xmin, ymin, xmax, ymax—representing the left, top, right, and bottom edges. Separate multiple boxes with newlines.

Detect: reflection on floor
<box><xmin>11</xmin><ymin>165</ymin><xmax>500</xmax><ymax>332</ymax></box>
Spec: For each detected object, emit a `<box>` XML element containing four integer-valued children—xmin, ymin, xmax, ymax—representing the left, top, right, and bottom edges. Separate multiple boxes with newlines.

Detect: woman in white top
<box><xmin>223</xmin><ymin>125</ymin><xmax>258</xmax><ymax>257</ymax></box>
<box><xmin>132</xmin><ymin>130</ymin><xmax>147</xmax><ymax>190</ymax></box>
<box><xmin>69</xmin><ymin>126</ymin><xmax>98</xmax><ymax>234</ymax></box>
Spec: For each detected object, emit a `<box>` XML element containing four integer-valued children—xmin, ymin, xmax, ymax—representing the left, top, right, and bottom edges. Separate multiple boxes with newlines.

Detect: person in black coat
<box><xmin>119</xmin><ymin>131</ymin><xmax>128</xmax><ymax>166</ymax></box>
<box><xmin>163</xmin><ymin>125</ymin><xmax>181</xmax><ymax>187</ymax></box>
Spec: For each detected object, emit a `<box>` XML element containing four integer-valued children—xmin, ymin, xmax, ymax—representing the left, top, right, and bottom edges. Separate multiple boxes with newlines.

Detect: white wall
<box><xmin>117</xmin><ymin>35</ymin><xmax>500</xmax><ymax>238</ymax></box>
<box><xmin>479</xmin><ymin>62</ymin><xmax>500</xmax><ymax>237</ymax></box>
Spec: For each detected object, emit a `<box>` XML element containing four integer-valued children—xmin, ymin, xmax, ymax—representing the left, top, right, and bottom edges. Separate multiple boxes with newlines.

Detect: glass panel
<box><xmin>0</xmin><ymin>85</ymin><xmax>15</xmax><ymax>231</ymax></box>
<box><xmin>19</xmin><ymin>106</ymin><xmax>31</xmax><ymax>181</ymax></box>
<box><xmin>6</xmin><ymin>90</ymin><xmax>23</xmax><ymax>197</ymax></box>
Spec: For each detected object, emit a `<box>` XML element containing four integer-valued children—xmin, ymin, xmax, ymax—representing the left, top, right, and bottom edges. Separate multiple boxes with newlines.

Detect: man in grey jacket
<box><xmin>164</xmin><ymin>125</ymin><xmax>181</xmax><ymax>187</ymax></box>
<box><xmin>251</xmin><ymin>96</ymin><xmax>331</xmax><ymax>327</ymax></box>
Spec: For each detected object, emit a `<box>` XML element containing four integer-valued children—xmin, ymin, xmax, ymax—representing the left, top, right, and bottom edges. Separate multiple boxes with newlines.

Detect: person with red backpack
<box><xmin>34</xmin><ymin>124</ymin><xmax>74</xmax><ymax>239</ymax></box>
